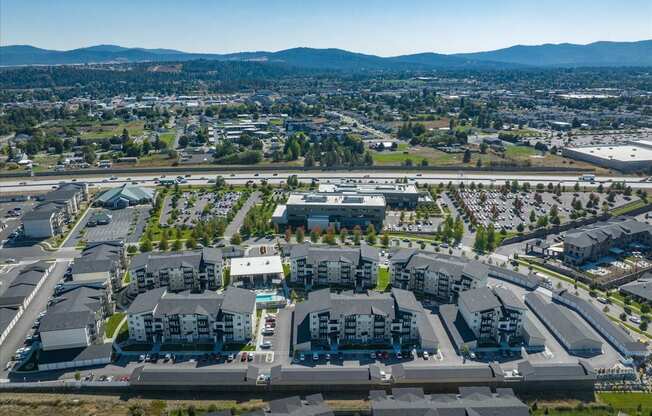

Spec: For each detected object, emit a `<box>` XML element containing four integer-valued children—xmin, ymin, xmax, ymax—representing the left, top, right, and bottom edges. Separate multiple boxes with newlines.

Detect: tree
<box><xmin>463</xmin><ymin>149</ymin><xmax>472</xmax><ymax>163</ymax></box>
<box><xmin>172</xmin><ymin>239</ymin><xmax>182</xmax><ymax>251</ymax></box>
<box><xmin>310</xmin><ymin>226</ymin><xmax>321</xmax><ymax>243</ymax></box>
<box><xmin>366</xmin><ymin>224</ymin><xmax>377</xmax><ymax>245</ymax></box>
<box><xmin>486</xmin><ymin>223</ymin><xmax>496</xmax><ymax>251</ymax></box>
<box><xmin>284</xmin><ymin>226</ymin><xmax>293</xmax><ymax>243</ymax></box>
<box><xmin>529</xmin><ymin>210</ymin><xmax>536</xmax><ymax>223</ymax></box>
<box><xmin>353</xmin><ymin>225</ymin><xmax>362</xmax><ymax>245</ymax></box>
<box><xmin>158</xmin><ymin>235</ymin><xmax>168</xmax><ymax>251</ymax></box>
<box><xmin>140</xmin><ymin>239</ymin><xmax>152</xmax><ymax>252</ymax></box>
<box><xmin>324</xmin><ymin>226</ymin><xmax>336</xmax><ymax>245</ymax></box>
<box><xmin>296</xmin><ymin>227</ymin><xmax>305</xmax><ymax>243</ymax></box>
<box><xmin>127</xmin><ymin>245</ymin><xmax>138</xmax><ymax>254</ymax></box>
<box><xmin>381</xmin><ymin>232</ymin><xmax>390</xmax><ymax>247</ymax></box>
<box><xmin>453</xmin><ymin>216</ymin><xmax>464</xmax><ymax>243</ymax></box>
<box><xmin>339</xmin><ymin>227</ymin><xmax>348</xmax><ymax>244</ymax></box>
<box><xmin>185</xmin><ymin>237</ymin><xmax>197</xmax><ymax>250</ymax></box>
<box><xmin>474</xmin><ymin>225</ymin><xmax>487</xmax><ymax>252</ymax></box>
<box><xmin>230</xmin><ymin>232</ymin><xmax>242</xmax><ymax>245</ymax></box>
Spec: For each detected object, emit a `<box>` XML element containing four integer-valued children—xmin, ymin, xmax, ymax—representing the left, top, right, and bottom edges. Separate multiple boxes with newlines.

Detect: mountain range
<box><xmin>1</xmin><ymin>40</ymin><xmax>651</xmax><ymax>69</ymax></box>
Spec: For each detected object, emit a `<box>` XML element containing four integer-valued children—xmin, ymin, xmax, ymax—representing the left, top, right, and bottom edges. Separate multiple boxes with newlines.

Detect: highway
<box><xmin>0</xmin><ymin>171</ymin><xmax>650</xmax><ymax>193</ymax></box>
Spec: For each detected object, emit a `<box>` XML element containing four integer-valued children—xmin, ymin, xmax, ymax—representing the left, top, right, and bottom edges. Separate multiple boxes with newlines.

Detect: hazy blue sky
<box><xmin>2</xmin><ymin>0</ymin><xmax>651</xmax><ymax>55</ymax></box>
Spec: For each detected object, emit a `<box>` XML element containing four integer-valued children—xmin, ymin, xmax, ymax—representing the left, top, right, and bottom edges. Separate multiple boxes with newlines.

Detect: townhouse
<box><xmin>127</xmin><ymin>286</ymin><xmax>256</xmax><ymax>344</ymax></box>
<box><xmin>289</xmin><ymin>244</ymin><xmax>379</xmax><ymax>289</ymax></box>
<box><xmin>23</xmin><ymin>182</ymin><xmax>88</xmax><ymax>238</ymax></box>
<box><xmin>130</xmin><ymin>248</ymin><xmax>223</xmax><ymax>293</ymax></box>
<box><xmin>292</xmin><ymin>288</ymin><xmax>438</xmax><ymax>352</ymax></box>
<box><xmin>389</xmin><ymin>250</ymin><xmax>488</xmax><ymax>302</ymax></box>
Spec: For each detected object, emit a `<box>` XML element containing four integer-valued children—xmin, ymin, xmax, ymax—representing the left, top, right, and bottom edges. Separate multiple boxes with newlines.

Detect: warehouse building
<box><xmin>289</xmin><ymin>244</ymin><xmax>379</xmax><ymax>290</ymax></box>
<box><xmin>562</xmin><ymin>142</ymin><xmax>652</xmax><ymax>173</ymax></box>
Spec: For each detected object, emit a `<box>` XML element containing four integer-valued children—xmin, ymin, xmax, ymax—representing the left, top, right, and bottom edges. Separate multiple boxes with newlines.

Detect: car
<box><xmin>629</xmin><ymin>316</ymin><xmax>641</xmax><ymax>324</ymax></box>
<box><xmin>109</xmin><ymin>176</ymin><xmax>118</xmax><ymax>180</ymax></box>
<box><xmin>164</xmin><ymin>353</ymin><xmax>172</xmax><ymax>362</ymax></box>
<box><xmin>423</xmin><ymin>351</ymin><xmax>429</xmax><ymax>360</ymax></box>
<box><xmin>227</xmin><ymin>353</ymin><xmax>235</xmax><ymax>362</ymax></box>
<box><xmin>312</xmin><ymin>353</ymin><xmax>319</xmax><ymax>361</ymax></box>
<box><xmin>139</xmin><ymin>354</ymin><xmax>146</xmax><ymax>362</ymax></box>
<box><xmin>5</xmin><ymin>258</ymin><xmax>16</xmax><ymax>264</ymax></box>
<box><xmin>260</xmin><ymin>341</ymin><xmax>272</xmax><ymax>349</ymax></box>
<box><xmin>396</xmin><ymin>352</ymin><xmax>402</xmax><ymax>359</ymax></box>
<box><xmin>247</xmin><ymin>353</ymin><xmax>254</xmax><ymax>361</ymax></box>
<box><xmin>325</xmin><ymin>353</ymin><xmax>331</xmax><ymax>361</ymax></box>
<box><xmin>241</xmin><ymin>352</ymin><xmax>248</xmax><ymax>362</ymax></box>
<box><xmin>300</xmin><ymin>354</ymin><xmax>305</xmax><ymax>362</ymax></box>
<box><xmin>370</xmin><ymin>352</ymin><xmax>376</xmax><ymax>359</ymax></box>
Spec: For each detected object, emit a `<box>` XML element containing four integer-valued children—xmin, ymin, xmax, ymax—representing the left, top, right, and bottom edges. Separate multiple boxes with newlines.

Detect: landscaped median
<box><xmin>104</xmin><ymin>312</ymin><xmax>126</xmax><ymax>339</ymax></box>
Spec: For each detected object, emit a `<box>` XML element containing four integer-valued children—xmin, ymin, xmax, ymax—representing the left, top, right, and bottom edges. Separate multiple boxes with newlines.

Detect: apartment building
<box><xmin>127</xmin><ymin>287</ymin><xmax>256</xmax><ymax>344</ymax></box>
<box><xmin>293</xmin><ymin>288</ymin><xmax>437</xmax><ymax>352</ymax></box>
<box><xmin>289</xmin><ymin>244</ymin><xmax>380</xmax><ymax>289</ymax></box>
<box><xmin>39</xmin><ymin>286</ymin><xmax>112</xmax><ymax>351</ymax></box>
<box><xmin>23</xmin><ymin>182</ymin><xmax>88</xmax><ymax>238</ymax></box>
<box><xmin>70</xmin><ymin>241</ymin><xmax>126</xmax><ymax>293</ymax></box>
<box><xmin>457</xmin><ymin>286</ymin><xmax>526</xmax><ymax>347</ymax></box>
<box><xmin>389</xmin><ymin>250</ymin><xmax>488</xmax><ymax>302</ymax></box>
<box><xmin>563</xmin><ymin>218</ymin><xmax>652</xmax><ymax>266</ymax></box>
<box><xmin>272</xmin><ymin>192</ymin><xmax>386</xmax><ymax>231</ymax></box>
<box><xmin>130</xmin><ymin>248</ymin><xmax>223</xmax><ymax>293</ymax></box>
<box><xmin>229</xmin><ymin>255</ymin><xmax>284</xmax><ymax>288</ymax></box>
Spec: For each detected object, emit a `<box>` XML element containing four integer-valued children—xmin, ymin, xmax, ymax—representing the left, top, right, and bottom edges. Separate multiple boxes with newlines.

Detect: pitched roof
<box><xmin>40</xmin><ymin>286</ymin><xmax>106</xmax><ymax>331</ymax></box>
<box><xmin>458</xmin><ymin>287</ymin><xmax>501</xmax><ymax>313</ymax></box>
<box><xmin>620</xmin><ymin>273</ymin><xmax>652</xmax><ymax>303</ymax></box>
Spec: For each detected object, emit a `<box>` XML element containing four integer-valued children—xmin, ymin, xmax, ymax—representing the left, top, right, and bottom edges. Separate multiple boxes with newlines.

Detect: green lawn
<box><xmin>159</xmin><ymin>132</ymin><xmax>176</xmax><ymax>147</ymax></box>
<box><xmin>105</xmin><ymin>312</ymin><xmax>125</xmax><ymax>338</ymax></box>
<box><xmin>505</xmin><ymin>145</ymin><xmax>537</xmax><ymax>159</ymax></box>
<box><xmin>80</xmin><ymin>120</ymin><xmax>145</xmax><ymax>140</ymax></box>
<box><xmin>598</xmin><ymin>392</ymin><xmax>652</xmax><ymax>413</ymax></box>
<box><xmin>609</xmin><ymin>199</ymin><xmax>649</xmax><ymax>216</ymax></box>
<box><xmin>375</xmin><ymin>266</ymin><xmax>390</xmax><ymax>291</ymax></box>
<box><xmin>371</xmin><ymin>146</ymin><xmax>459</xmax><ymax>166</ymax></box>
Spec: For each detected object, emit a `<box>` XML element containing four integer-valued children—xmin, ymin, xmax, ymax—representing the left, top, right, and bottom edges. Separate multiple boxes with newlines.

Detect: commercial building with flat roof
<box><xmin>318</xmin><ymin>182</ymin><xmax>420</xmax><ymax>208</ymax></box>
<box><xmin>272</xmin><ymin>193</ymin><xmax>386</xmax><ymax>231</ymax></box>
<box><xmin>229</xmin><ymin>255</ymin><xmax>284</xmax><ymax>288</ymax></box>
<box><xmin>563</xmin><ymin>143</ymin><xmax>652</xmax><ymax>172</ymax></box>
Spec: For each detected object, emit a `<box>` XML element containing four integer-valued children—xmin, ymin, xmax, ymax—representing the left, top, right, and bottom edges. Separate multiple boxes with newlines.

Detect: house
<box><xmin>127</xmin><ymin>286</ymin><xmax>256</xmax><ymax>345</ymax></box>
<box><xmin>289</xmin><ymin>244</ymin><xmax>379</xmax><ymax>289</ymax></box>
<box><xmin>390</xmin><ymin>250</ymin><xmax>488</xmax><ymax>302</ymax></box>
<box><xmin>369</xmin><ymin>387</ymin><xmax>529</xmax><ymax>416</ymax></box>
<box><xmin>292</xmin><ymin>288</ymin><xmax>438</xmax><ymax>352</ymax></box>
<box><xmin>70</xmin><ymin>241</ymin><xmax>126</xmax><ymax>293</ymax></box>
<box><xmin>130</xmin><ymin>248</ymin><xmax>223</xmax><ymax>293</ymax></box>
<box><xmin>229</xmin><ymin>255</ymin><xmax>284</xmax><ymax>288</ymax></box>
<box><xmin>39</xmin><ymin>286</ymin><xmax>112</xmax><ymax>351</ymax></box>
<box><xmin>95</xmin><ymin>184</ymin><xmax>155</xmax><ymax>209</ymax></box>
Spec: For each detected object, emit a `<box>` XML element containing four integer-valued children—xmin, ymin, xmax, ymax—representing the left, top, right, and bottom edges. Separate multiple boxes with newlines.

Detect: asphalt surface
<box><xmin>224</xmin><ymin>191</ymin><xmax>261</xmax><ymax>238</ymax></box>
<box><xmin>0</xmin><ymin>260</ymin><xmax>70</xmax><ymax>379</ymax></box>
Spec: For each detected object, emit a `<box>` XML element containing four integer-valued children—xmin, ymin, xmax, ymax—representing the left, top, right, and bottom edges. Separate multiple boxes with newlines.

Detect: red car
<box><xmin>241</xmin><ymin>352</ymin><xmax>248</xmax><ymax>362</ymax></box>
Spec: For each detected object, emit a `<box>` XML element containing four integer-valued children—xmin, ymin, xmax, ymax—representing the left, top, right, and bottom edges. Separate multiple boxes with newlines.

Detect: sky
<box><xmin>2</xmin><ymin>0</ymin><xmax>651</xmax><ymax>56</ymax></box>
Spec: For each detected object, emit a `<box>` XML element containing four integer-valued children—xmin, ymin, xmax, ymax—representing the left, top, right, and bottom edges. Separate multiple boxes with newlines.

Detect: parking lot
<box><xmin>64</xmin><ymin>206</ymin><xmax>150</xmax><ymax>247</ymax></box>
<box><xmin>446</xmin><ymin>188</ymin><xmax>635</xmax><ymax>232</ymax></box>
<box><xmin>160</xmin><ymin>190</ymin><xmax>242</xmax><ymax>227</ymax></box>
<box><xmin>384</xmin><ymin>210</ymin><xmax>443</xmax><ymax>233</ymax></box>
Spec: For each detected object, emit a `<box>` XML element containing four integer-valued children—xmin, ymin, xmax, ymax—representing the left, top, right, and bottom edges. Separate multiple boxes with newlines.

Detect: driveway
<box><xmin>224</xmin><ymin>192</ymin><xmax>261</xmax><ymax>238</ymax></box>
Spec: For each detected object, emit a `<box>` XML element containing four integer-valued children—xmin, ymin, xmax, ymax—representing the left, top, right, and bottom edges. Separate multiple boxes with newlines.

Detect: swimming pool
<box><xmin>256</xmin><ymin>294</ymin><xmax>276</xmax><ymax>302</ymax></box>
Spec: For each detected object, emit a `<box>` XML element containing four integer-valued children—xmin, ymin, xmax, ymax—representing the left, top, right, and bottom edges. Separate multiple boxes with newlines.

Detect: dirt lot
<box><xmin>0</xmin><ymin>393</ymin><xmax>370</xmax><ymax>416</ymax></box>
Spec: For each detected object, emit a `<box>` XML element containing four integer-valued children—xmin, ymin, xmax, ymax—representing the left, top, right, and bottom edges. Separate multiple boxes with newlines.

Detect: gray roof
<box><xmin>95</xmin><ymin>184</ymin><xmax>154</xmax><ymax>205</ymax></box>
<box><xmin>525</xmin><ymin>293</ymin><xmax>602</xmax><ymax>352</ymax></box>
<box><xmin>277</xmin><ymin>367</ymin><xmax>370</xmax><ymax>384</ymax></box>
<box><xmin>556</xmin><ymin>290</ymin><xmax>648</xmax><ymax>355</ymax></box>
<box><xmin>620</xmin><ymin>273</ymin><xmax>652</xmax><ymax>303</ymax></box>
<box><xmin>392</xmin><ymin>250</ymin><xmax>488</xmax><ymax>282</ymax></box>
<box><xmin>130</xmin><ymin>365</ymin><xmax>250</xmax><ymax>386</ymax></box>
<box><xmin>438</xmin><ymin>304</ymin><xmax>477</xmax><ymax>352</ymax></box>
<box><xmin>264</xmin><ymin>395</ymin><xmax>333</xmax><ymax>416</ymax></box>
<box><xmin>128</xmin><ymin>287</ymin><xmax>255</xmax><ymax>317</ymax></box>
<box><xmin>130</xmin><ymin>248</ymin><xmax>222</xmax><ymax>273</ymax></box>
<box><xmin>492</xmin><ymin>286</ymin><xmax>526</xmax><ymax>311</ymax></box>
<box><xmin>391</xmin><ymin>364</ymin><xmax>502</xmax><ymax>383</ymax></box>
<box><xmin>391</xmin><ymin>288</ymin><xmax>422</xmax><ymax>313</ymax></box>
<box><xmin>517</xmin><ymin>360</ymin><xmax>596</xmax><ymax>381</ymax></box>
<box><xmin>565</xmin><ymin>218</ymin><xmax>652</xmax><ymax>248</ymax></box>
<box><xmin>290</xmin><ymin>243</ymin><xmax>379</xmax><ymax>264</ymax></box>
<box><xmin>39</xmin><ymin>286</ymin><xmax>106</xmax><ymax>332</ymax></box>
<box><xmin>370</xmin><ymin>387</ymin><xmax>528</xmax><ymax>416</ymax></box>
<box><xmin>38</xmin><ymin>342</ymin><xmax>113</xmax><ymax>365</ymax></box>
<box><xmin>0</xmin><ymin>307</ymin><xmax>19</xmax><ymax>333</ymax></box>
<box><xmin>459</xmin><ymin>288</ymin><xmax>501</xmax><ymax>313</ymax></box>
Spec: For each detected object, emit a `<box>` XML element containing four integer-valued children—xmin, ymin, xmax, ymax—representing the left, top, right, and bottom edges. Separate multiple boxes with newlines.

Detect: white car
<box><xmin>260</xmin><ymin>341</ymin><xmax>272</xmax><ymax>349</ymax></box>
<box><xmin>629</xmin><ymin>316</ymin><xmax>641</xmax><ymax>325</ymax></box>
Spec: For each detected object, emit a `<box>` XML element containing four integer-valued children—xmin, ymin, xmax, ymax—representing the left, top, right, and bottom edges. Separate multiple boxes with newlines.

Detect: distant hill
<box><xmin>1</xmin><ymin>40</ymin><xmax>651</xmax><ymax>68</ymax></box>
<box><xmin>454</xmin><ymin>40</ymin><xmax>652</xmax><ymax>67</ymax></box>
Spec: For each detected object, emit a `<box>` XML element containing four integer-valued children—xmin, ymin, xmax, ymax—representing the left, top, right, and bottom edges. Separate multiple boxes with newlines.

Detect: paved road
<box><xmin>0</xmin><ymin>260</ymin><xmax>70</xmax><ymax>379</ymax></box>
<box><xmin>0</xmin><ymin>172</ymin><xmax>649</xmax><ymax>194</ymax></box>
<box><xmin>224</xmin><ymin>191</ymin><xmax>261</xmax><ymax>238</ymax></box>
